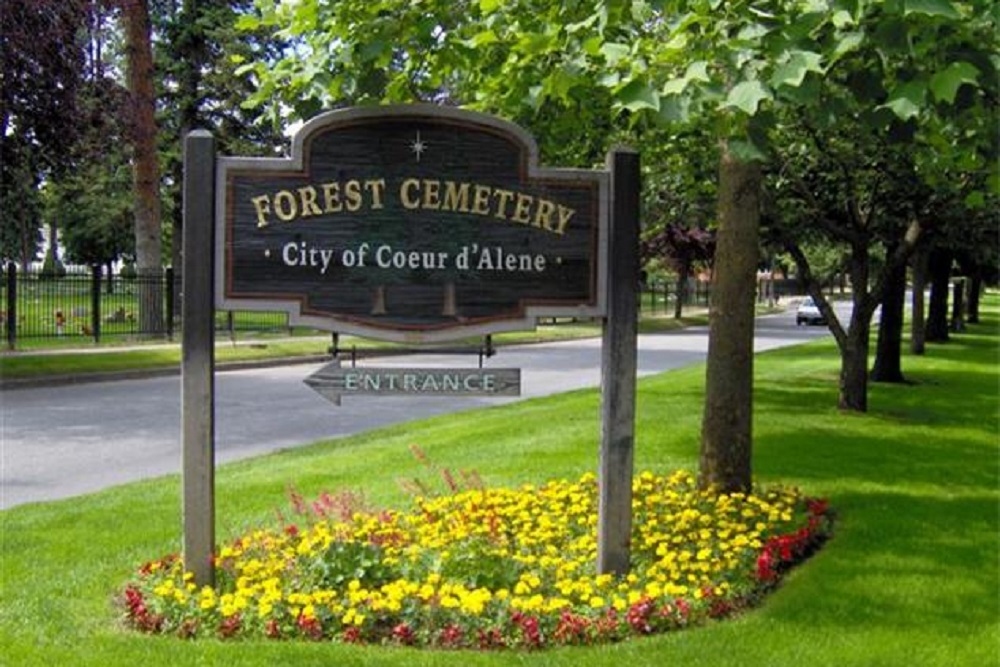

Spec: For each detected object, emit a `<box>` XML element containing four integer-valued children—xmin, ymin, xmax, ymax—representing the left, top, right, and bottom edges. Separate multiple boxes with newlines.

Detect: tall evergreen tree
<box><xmin>0</xmin><ymin>0</ymin><xmax>88</xmax><ymax>267</ymax></box>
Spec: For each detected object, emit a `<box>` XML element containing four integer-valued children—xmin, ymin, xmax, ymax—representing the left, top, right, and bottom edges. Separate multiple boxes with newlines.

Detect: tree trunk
<box><xmin>674</xmin><ymin>262</ymin><xmax>689</xmax><ymax>319</ymax></box>
<box><xmin>871</xmin><ymin>244</ymin><xmax>906</xmax><ymax>383</ymax></box>
<box><xmin>839</xmin><ymin>323</ymin><xmax>870</xmax><ymax>411</ymax></box>
<box><xmin>910</xmin><ymin>247</ymin><xmax>928</xmax><ymax>355</ymax></box>
<box><xmin>967</xmin><ymin>272</ymin><xmax>982</xmax><ymax>324</ymax></box>
<box><xmin>44</xmin><ymin>220</ymin><xmax>62</xmax><ymax>275</ymax></box>
<box><xmin>925</xmin><ymin>247</ymin><xmax>951</xmax><ymax>343</ymax></box>
<box><xmin>837</xmin><ymin>244</ymin><xmax>874</xmax><ymax>411</ymax></box>
<box><xmin>950</xmin><ymin>279</ymin><xmax>965</xmax><ymax>332</ymax></box>
<box><xmin>123</xmin><ymin>0</ymin><xmax>163</xmax><ymax>334</ymax></box>
<box><xmin>699</xmin><ymin>145</ymin><xmax>760</xmax><ymax>494</ymax></box>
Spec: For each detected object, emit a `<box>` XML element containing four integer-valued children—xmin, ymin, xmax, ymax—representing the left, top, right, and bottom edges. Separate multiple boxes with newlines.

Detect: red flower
<box><xmin>511</xmin><ymin>612</ymin><xmax>543</xmax><ymax>648</ymax></box>
<box><xmin>296</xmin><ymin>614</ymin><xmax>324</xmax><ymax>640</ymax></box>
<box><xmin>437</xmin><ymin>623</ymin><xmax>465</xmax><ymax>648</ymax></box>
<box><xmin>555</xmin><ymin>610</ymin><xmax>592</xmax><ymax>643</ymax></box>
<box><xmin>218</xmin><ymin>615</ymin><xmax>242</xmax><ymax>639</ymax></box>
<box><xmin>757</xmin><ymin>547</ymin><xmax>777</xmax><ymax>582</ymax></box>
<box><xmin>625</xmin><ymin>597</ymin><xmax>656</xmax><ymax>635</ymax></box>
<box><xmin>341</xmin><ymin>626</ymin><xmax>364</xmax><ymax>644</ymax></box>
<box><xmin>123</xmin><ymin>585</ymin><xmax>164</xmax><ymax>633</ymax></box>
<box><xmin>807</xmin><ymin>498</ymin><xmax>829</xmax><ymax>516</ymax></box>
<box><xmin>391</xmin><ymin>622</ymin><xmax>415</xmax><ymax>646</ymax></box>
<box><xmin>477</xmin><ymin>627</ymin><xmax>506</xmax><ymax>650</ymax></box>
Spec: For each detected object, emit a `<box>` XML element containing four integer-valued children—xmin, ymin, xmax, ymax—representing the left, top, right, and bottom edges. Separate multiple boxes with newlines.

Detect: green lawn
<box><xmin>1</xmin><ymin>299</ymin><xmax>996</xmax><ymax>666</ymax></box>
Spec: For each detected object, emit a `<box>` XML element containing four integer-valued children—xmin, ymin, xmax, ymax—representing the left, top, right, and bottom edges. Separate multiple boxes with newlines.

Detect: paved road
<box><xmin>1</xmin><ymin>310</ymin><xmax>833</xmax><ymax>510</ymax></box>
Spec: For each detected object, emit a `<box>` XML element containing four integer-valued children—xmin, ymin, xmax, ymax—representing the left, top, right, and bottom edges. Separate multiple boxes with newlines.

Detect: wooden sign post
<box><xmin>181</xmin><ymin>130</ymin><xmax>217</xmax><ymax>587</ymax></box>
<box><xmin>598</xmin><ymin>149</ymin><xmax>640</xmax><ymax>575</ymax></box>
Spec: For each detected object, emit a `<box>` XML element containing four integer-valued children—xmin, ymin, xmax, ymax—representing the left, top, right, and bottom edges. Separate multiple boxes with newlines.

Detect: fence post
<box><xmin>91</xmin><ymin>264</ymin><xmax>102</xmax><ymax>344</ymax></box>
<box><xmin>5</xmin><ymin>262</ymin><xmax>16</xmax><ymax>350</ymax></box>
<box><xmin>165</xmin><ymin>266</ymin><xmax>175</xmax><ymax>341</ymax></box>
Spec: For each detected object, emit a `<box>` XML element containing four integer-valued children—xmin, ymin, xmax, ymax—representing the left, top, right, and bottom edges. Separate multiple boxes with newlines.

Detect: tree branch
<box><xmin>781</xmin><ymin>234</ymin><xmax>848</xmax><ymax>350</ymax></box>
<box><xmin>867</xmin><ymin>217</ymin><xmax>924</xmax><ymax>314</ymax></box>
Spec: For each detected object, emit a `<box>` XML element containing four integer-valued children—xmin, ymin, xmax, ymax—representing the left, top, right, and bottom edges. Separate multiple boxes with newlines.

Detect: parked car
<box><xmin>796</xmin><ymin>296</ymin><xmax>826</xmax><ymax>326</ymax></box>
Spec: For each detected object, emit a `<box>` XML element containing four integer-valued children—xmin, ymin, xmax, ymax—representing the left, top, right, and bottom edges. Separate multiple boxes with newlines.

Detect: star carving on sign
<box><xmin>410</xmin><ymin>130</ymin><xmax>427</xmax><ymax>162</ymax></box>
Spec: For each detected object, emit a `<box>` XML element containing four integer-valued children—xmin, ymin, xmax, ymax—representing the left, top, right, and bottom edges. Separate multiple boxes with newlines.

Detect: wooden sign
<box><xmin>216</xmin><ymin>105</ymin><xmax>608</xmax><ymax>344</ymax></box>
<box><xmin>305</xmin><ymin>360</ymin><xmax>520</xmax><ymax>405</ymax></box>
<box><xmin>182</xmin><ymin>109</ymin><xmax>638</xmax><ymax>589</ymax></box>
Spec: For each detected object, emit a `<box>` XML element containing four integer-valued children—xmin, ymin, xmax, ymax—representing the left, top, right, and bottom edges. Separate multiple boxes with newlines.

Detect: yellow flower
<box><xmin>198</xmin><ymin>587</ymin><xmax>217</xmax><ymax>611</ymax></box>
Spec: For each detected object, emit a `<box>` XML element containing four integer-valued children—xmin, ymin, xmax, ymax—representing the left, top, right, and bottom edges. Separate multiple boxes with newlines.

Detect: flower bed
<box><xmin>121</xmin><ymin>470</ymin><xmax>833</xmax><ymax>649</ymax></box>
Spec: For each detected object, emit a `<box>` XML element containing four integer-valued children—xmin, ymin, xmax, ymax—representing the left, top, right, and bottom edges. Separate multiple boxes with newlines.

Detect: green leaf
<box><xmin>770</xmin><ymin>50</ymin><xmax>825</xmax><ymax>89</ymax></box>
<box><xmin>466</xmin><ymin>29</ymin><xmax>499</xmax><ymax>48</ymax></box>
<box><xmin>516</xmin><ymin>32</ymin><xmax>557</xmax><ymax>57</ymax></box>
<box><xmin>662</xmin><ymin>31</ymin><xmax>689</xmax><ymax>51</ymax></box>
<box><xmin>360</xmin><ymin>40</ymin><xmax>388</xmax><ymax>62</ymax></box>
<box><xmin>566</xmin><ymin>14</ymin><xmax>599</xmax><ymax>33</ymax></box>
<box><xmin>541</xmin><ymin>67</ymin><xmax>580</xmax><ymax>104</ymax></box>
<box><xmin>831</xmin><ymin>9</ymin><xmax>855</xmax><ymax>28</ymax></box>
<box><xmin>479</xmin><ymin>0</ymin><xmax>502</xmax><ymax>13</ymax></box>
<box><xmin>929</xmin><ymin>62</ymin><xmax>980</xmax><ymax>103</ymax></box>
<box><xmin>616</xmin><ymin>80</ymin><xmax>660</xmax><ymax>112</ymax></box>
<box><xmin>599</xmin><ymin>71</ymin><xmax>622</xmax><ymax>88</ymax></box>
<box><xmin>880</xmin><ymin>80</ymin><xmax>926</xmax><ymax>120</ymax></box>
<box><xmin>685</xmin><ymin>61</ymin><xmax>711</xmax><ymax>84</ymax></box>
<box><xmin>661</xmin><ymin>62</ymin><xmax>709</xmax><ymax>96</ymax></box>
<box><xmin>658</xmin><ymin>95</ymin><xmax>691</xmax><ymax>124</ymax></box>
<box><xmin>831</xmin><ymin>31</ymin><xmax>865</xmax><ymax>63</ymax></box>
<box><xmin>987</xmin><ymin>171</ymin><xmax>1000</xmax><ymax>196</ymax></box>
<box><xmin>234</xmin><ymin>14</ymin><xmax>260</xmax><ymax>31</ymax></box>
<box><xmin>662</xmin><ymin>78</ymin><xmax>687</xmax><ymax>95</ymax></box>
<box><xmin>903</xmin><ymin>0</ymin><xmax>961</xmax><ymax>18</ymax></box>
<box><xmin>582</xmin><ymin>36</ymin><xmax>603</xmax><ymax>56</ymax></box>
<box><xmin>601</xmin><ymin>42</ymin><xmax>631</xmax><ymax>67</ymax></box>
<box><xmin>737</xmin><ymin>23</ymin><xmax>770</xmax><ymax>42</ymax></box>
<box><xmin>728</xmin><ymin>138</ymin><xmax>769</xmax><ymax>163</ymax></box>
<box><xmin>723</xmin><ymin>80</ymin><xmax>772</xmax><ymax>116</ymax></box>
<box><xmin>775</xmin><ymin>74</ymin><xmax>821</xmax><ymax>106</ymax></box>
<box><xmin>964</xmin><ymin>191</ymin><xmax>986</xmax><ymax>208</ymax></box>
<box><xmin>527</xmin><ymin>84</ymin><xmax>544</xmax><ymax>109</ymax></box>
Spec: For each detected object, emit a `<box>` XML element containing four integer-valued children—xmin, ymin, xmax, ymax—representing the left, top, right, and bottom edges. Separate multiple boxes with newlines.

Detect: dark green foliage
<box><xmin>310</xmin><ymin>540</ymin><xmax>400</xmax><ymax>590</ymax></box>
<box><xmin>0</xmin><ymin>0</ymin><xmax>89</xmax><ymax>266</ymax></box>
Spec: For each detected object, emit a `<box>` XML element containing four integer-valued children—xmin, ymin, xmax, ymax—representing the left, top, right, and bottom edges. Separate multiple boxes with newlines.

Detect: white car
<box><xmin>796</xmin><ymin>296</ymin><xmax>826</xmax><ymax>326</ymax></box>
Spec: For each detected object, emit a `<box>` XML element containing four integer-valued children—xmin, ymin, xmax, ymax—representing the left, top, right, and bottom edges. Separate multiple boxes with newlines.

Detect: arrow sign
<box><xmin>305</xmin><ymin>360</ymin><xmax>520</xmax><ymax>405</ymax></box>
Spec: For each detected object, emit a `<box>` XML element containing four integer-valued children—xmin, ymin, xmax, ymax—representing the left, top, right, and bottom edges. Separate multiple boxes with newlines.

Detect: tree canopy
<box><xmin>1</xmin><ymin>0</ymin><xmax>89</xmax><ymax>266</ymax></box>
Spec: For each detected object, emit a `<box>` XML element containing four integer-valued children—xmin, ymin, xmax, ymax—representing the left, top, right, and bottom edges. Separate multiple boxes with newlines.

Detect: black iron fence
<box><xmin>1</xmin><ymin>263</ymin><xmax>794</xmax><ymax>349</ymax></box>
<box><xmin>1</xmin><ymin>264</ymin><xmax>291</xmax><ymax>349</ymax></box>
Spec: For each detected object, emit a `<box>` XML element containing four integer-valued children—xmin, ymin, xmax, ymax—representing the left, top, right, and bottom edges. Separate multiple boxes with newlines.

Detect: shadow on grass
<box><xmin>752</xmin><ymin>370</ymin><xmax>998</xmax><ymax>489</ymax></box>
<box><xmin>746</xmin><ymin>315</ymin><xmax>1000</xmax><ymax>641</ymax></box>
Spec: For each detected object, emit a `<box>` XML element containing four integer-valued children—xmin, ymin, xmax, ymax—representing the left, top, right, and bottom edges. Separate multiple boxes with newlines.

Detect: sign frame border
<box><xmin>214</xmin><ymin>104</ymin><xmax>610</xmax><ymax>344</ymax></box>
